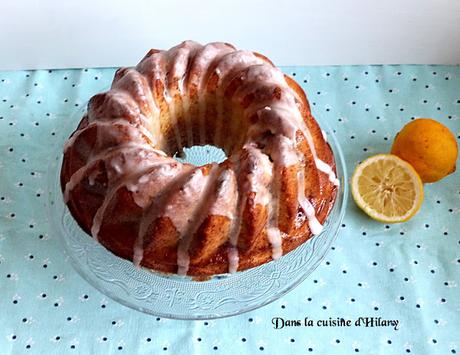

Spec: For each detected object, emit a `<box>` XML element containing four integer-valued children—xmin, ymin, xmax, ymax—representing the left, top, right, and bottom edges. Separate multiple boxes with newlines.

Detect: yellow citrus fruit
<box><xmin>351</xmin><ymin>154</ymin><xmax>424</xmax><ymax>223</ymax></box>
<box><xmin>391</xmin><ymin>118</ymin><xmax>458</xmax><ymax>183</ymax></box>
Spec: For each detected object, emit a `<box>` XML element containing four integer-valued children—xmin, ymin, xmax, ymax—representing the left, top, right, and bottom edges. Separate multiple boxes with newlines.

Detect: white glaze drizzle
<box><xmin>228</xmin><ymin>247</ymin><xmax>239</xmax><ymax>274</ymax></box>
<box><xmin>198</xmin><ymin>167</ymin><xmax>238</xmax><ymax>273</ymax></box>
<box><xmin>245</xmin><ymin>145</ymin><xmax>273</xmax><ymax>206</ymax></box>
<box><xmin>315</xmin><ymin>158</ymin><xmax>340</xmax><ymax>186</ymax></box>
<box><xmin>88</xmin><ymin>90</ymin><xmax>141</xmax><ymax>123</ymax></box>
<box><xmin>112</xmin><ymin>69</ymin><xmax>161</xmax><ymax>145</ymax></box>
<box><xmin>226</xmin><ymin>158</ymin><xmax>245</xmax><ymax>273</ymax></box>
<box><xmin>321</xmin><ymin>129</ymin><xmax>328</xmax><ymax>142</ymax></box>
<box><xmin>64</xmin><ymin>41</ymin><xmax>338</xmax><ymax>276</ymax></box>
<box><xmin>63</xmin><ymin>142</ymin><xmax>156</xmax><ymax>203</ymax></box>
<box><xmin>263</xmin><ymin>139</ymin><xmax>285</xmax><ymax>261</ymax></box>
<box><xmin>236</xmin><ymin>63</ymin><xmax>338</xmax><ymax>187</ymax></box>
<box><xmin>176</xmin><ymin>165</ymin><xmax>220</xmax><ymax>275</ymax></box>
<box><xmin>112</xmin><ymin>68</ymin><xmax>160</xmax><ymax>118</ymax></box>
<box><xmin>133</xmin><ymin>165</ymin><xmax>193</xmax><ymax>267</ymax></box>
<box><xmin>266</xmin><ymin>227</ymin><xmax>283</xmax><ymax>260</ymax></box>
<box><xmin>136</xmin><ymin>50</ymin><xmax>182</xmax><ymax>153</ymax></box>
<box><xmin>163</xmin><ymin>169</ymin><xmax>207</xmax><ymax>237</ymax></box>
<box><xmin>227</xmin><ymin>146</ymin><xmax>274</xmax><ymax>272</ymax></box>
<box><xmin>64</xmin><ymin>113</ymin><xmax>166</xmax><ymax>204</ymax></box>
<box><xmin>297</xmin><ymin>163</ymin><xmax>324</xmax><ymax>235</ymax></box>
<box><xmin>267</xmin><ymin>135</ymin><xmax>299</xmax><ymax>167</ymax></box>
<box><xmin>63</xmin><ymin>119</ymin><xmax>156</xmax><ymax>153</ymax></box>
<box><xmin>125</xmin><ymin>163</ymin><xmax>178</xmax><ymax>208</ymax></box>
<box><xmin>164</xmin><ymin>80</ymin><xmax>183</xmax><ymax>154</ymax></box>
<box><xmin>213</xmin><ymin>51</ymin><xmax>265</xmax><ymax>148</ymax></box>
<box><xmin>169</xmin><ymin>42</ymin><xmax>201</xmax><ymax>147</ymax></box>
<box><xmin>266</xmin><ymin>197</ymin><xmax>283</xmax><ymax>261</ymax></box>
<box><xmin>208</xmin><ymin>168</ymin><xmax>237</xmax><ymax>219</ymax></box>
<box><xmin>187</xmin><ymin>43</ymin><xmax>234</xmax><ymax>145</ymax></box>
<box><xmin>90</xmin><ymin>160</ymin><xmax>167</xmax><ymax>240</ymax></box>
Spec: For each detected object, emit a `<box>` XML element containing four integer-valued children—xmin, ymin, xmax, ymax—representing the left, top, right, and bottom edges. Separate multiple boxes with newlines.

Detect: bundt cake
<box><xmin>61</xmin><ymin>40</ymin><xmax>339</xmax><ymax>277</ymax></box>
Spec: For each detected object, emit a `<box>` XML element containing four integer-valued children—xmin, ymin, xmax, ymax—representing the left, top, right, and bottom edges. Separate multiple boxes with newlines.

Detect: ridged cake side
<box><xmin>61</xmin><ymin>41</ymin><xmax>339</xmax><ymax>277</ymax></box>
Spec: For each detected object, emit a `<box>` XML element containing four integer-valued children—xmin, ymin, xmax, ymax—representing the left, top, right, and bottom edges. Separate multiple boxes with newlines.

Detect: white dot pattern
<box><xmin>0</xmin><ymin>66</ymin><xmax>459</xmax><ymax>354</ymax></box>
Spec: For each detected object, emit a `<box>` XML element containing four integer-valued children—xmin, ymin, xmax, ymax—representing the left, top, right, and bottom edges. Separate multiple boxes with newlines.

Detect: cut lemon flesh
<box><xmin>351</xmin><ymin>154</ymin><xmax>424</xmax><ymax>223</ymax></box>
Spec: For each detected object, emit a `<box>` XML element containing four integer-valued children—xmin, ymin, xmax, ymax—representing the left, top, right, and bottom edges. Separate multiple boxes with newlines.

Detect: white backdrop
<box><xmin>1</xmin><ymin>0</ymin><xmax>460</xmax><ymax>70</ymax></box>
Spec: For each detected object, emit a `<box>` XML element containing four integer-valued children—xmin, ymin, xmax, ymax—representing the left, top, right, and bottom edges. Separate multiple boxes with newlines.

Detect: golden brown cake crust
<box><xmin>61</xmin><ymin>41</ymin><xmax>338</xmax><ymax>277</ymax></box>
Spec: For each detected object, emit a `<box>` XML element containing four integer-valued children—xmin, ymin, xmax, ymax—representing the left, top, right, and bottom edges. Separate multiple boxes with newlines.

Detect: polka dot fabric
<box><xmin>0</xmin><ymin>66</ymin><xmax>459</xmax><ymax>355</ymax></box>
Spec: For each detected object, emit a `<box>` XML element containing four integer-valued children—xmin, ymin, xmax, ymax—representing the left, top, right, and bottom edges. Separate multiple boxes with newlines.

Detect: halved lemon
<box><xmin>351</xmin><ymin>154</ymin><xmax>424</xmax><ymax>223</ymax></box>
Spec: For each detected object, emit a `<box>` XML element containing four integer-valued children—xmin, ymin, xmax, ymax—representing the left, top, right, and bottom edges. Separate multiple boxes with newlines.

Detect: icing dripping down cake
<box><xmin>60</xmin><ymin>41</ymin><xmax>339</xmax><ymax>278</ymax></box>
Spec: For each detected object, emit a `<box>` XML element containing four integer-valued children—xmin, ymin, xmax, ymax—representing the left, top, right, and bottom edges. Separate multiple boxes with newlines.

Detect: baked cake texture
<box><xmin>61</xmin><ymin>41</ymin><xmax>339</xmax><ymax>277</ymax></box>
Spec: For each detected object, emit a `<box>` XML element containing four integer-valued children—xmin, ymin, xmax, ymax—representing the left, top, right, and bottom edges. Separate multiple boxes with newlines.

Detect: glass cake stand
<box><xmin>47</xmin><ymin>106</ymin><xmax>348</xmax><ymax>320</ymax></box>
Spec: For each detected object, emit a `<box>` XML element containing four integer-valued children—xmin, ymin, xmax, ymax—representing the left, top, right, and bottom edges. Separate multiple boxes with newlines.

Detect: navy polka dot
<box><xmin>0</xmin><ymin>64</ymin><xmax>458</xmax><ymax>354</ymax></box>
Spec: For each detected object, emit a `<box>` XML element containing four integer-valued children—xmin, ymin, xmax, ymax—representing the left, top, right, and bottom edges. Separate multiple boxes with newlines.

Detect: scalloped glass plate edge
<box><xmin>47</xmin><ymin>106</ymin><xmax>348</xmax><ymax>320</ymax></box>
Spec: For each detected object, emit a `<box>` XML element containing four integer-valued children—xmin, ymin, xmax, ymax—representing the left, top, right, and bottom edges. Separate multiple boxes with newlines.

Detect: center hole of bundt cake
<box><xmin>156</xmin><ymin>88</ymin><xmax>251</xmax><ymax>164</ymax></box>
<box><xmin>173</xmin><ymin>145</ymin><xmax>227</xmax><ymax>166</ymax></box>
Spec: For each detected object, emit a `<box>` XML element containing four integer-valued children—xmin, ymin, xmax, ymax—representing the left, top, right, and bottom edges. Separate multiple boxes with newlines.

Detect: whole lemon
<box><xmin>391</xmin><ymin>118</ymin><xmax>458</xmax><ymax>183</ymax></box>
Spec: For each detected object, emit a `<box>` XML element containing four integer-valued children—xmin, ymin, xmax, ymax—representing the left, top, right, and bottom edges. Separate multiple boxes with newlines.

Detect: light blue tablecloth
<box><xmin>0</xmin><ymin>65</ymin><xmax>459</xmax><ymax>354</ymax></box>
